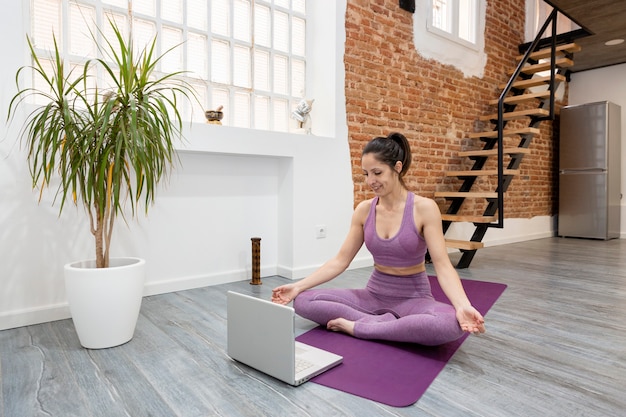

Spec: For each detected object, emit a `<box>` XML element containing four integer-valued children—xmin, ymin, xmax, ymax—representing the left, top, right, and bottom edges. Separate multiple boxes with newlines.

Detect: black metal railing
<box><xmin>493</xmin><ymin>8</ymin><xmax>558</xmax><ymax>229</ymax></box>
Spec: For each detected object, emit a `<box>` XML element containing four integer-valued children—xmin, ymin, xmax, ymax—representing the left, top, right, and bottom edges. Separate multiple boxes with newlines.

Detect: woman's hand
<box><xmin>456</xmin><ymin>306</ymin><xmax>486</xmax><ymax>334</ymax></box>
<box><xmin>271</xmin><ymin>284</ymin><xmax>300</xmax><ymax>305</ymax></box>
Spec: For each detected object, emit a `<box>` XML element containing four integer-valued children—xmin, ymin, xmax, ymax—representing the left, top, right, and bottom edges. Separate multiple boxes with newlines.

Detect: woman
<box><xmin>271</xmin><ymin>132</ymin><xmax>485</xmax><ymax>345</ymax></box>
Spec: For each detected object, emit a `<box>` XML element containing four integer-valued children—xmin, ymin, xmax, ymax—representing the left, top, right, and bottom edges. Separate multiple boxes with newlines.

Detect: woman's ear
<box><xmin>394</xmin><ymin>161</ymin><xmax>403</xmax><ymax>173</ymax></box>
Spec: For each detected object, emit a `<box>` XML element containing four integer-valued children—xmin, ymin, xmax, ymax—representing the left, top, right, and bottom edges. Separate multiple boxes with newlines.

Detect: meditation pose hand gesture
<box><xmin>272</xmin><ymin>132</ymin><xmax>485</xmax><ymax>345</ymax></box>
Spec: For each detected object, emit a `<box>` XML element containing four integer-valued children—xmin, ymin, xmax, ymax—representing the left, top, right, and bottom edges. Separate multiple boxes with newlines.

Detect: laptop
<box><xmin>227</xmin><ymin>291</ymin><xmax>343</xmax><ymax>386</ymax></box>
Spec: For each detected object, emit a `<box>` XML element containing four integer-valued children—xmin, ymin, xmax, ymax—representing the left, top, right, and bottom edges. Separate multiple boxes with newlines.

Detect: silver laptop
<box><xmin>227</xmin><ymin>291</ymin><xmax>343</xmax><ymax>386</ymax></box>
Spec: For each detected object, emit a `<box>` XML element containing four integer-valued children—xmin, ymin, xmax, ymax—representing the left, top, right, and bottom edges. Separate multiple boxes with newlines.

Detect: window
<box><xmin>429</xmin><ymin>0</ymin><xmax>478</xmax><ymax>49</ymax></box>
<box><xmin>30</xmin><ymin>0</ymin><xmax>307</xmax><ymax>132</ymax></box>
<box><xmin>413</xmin><ymin>0</ymin><xmax>486</xmax><ymax>78</ymax></box>
<box><xmin>525</xmin><ymin>0</ymin><xmax>580</xmax><ymax>43</ymax></box>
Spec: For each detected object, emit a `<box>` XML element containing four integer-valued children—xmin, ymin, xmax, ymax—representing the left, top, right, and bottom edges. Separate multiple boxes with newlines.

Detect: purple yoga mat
<box><xmin>295</xmin><ymin>276</ymin><xmax>507</xmax><ymax>407</ymax></box>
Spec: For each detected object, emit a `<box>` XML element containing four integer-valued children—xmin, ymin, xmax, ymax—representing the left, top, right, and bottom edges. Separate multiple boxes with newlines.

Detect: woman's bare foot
<box><xmin>326</xmin><ymin>318</ymin><xmax>355</xmax><ymax>336</ymax></box>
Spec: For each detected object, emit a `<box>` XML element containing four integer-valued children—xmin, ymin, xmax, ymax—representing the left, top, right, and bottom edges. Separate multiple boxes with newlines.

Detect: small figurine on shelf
<box><xmin>291</xmin><ymin>99</ymin><xmax>314</xmax><ymax>134</ymax></box>
<box><xmin>205</xmin><ymin>105</ymin><xmax>224</xmax><ymax>125</ymax></box>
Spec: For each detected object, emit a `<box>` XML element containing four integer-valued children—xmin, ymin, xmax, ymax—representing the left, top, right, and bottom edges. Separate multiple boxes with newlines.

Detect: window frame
<box><xmin>427</xmin><ymin>0</ymin><xmax>480</xmax><ymax>52</ymax></box>
<box><xmin>28</xmin><ymin>0</ymin><xmax>308</xmax><ymax>133</ymax></box>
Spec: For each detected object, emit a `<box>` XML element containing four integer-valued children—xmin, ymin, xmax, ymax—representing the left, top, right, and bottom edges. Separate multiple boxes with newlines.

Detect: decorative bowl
<box><xmin>205</xmin><ymin>110</ymin><xmax>223</xmax><ymax>123</ymax></box>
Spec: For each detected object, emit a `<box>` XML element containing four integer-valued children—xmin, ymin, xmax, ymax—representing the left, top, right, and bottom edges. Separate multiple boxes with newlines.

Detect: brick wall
<box><xmin>344</xmin><ymin>0</ymin><xmax>559</xmax><ymax>219</ymax></box>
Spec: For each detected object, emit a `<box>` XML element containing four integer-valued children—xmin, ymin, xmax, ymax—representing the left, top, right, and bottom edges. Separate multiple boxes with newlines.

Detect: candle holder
<box><xmin>250</xmin><ymin>237</ymin><xmax>262</xmax><ymax>285</ymax></box>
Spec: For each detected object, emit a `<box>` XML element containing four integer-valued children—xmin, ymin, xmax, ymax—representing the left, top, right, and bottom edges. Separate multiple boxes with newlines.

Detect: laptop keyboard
<box><xmin>295</xmin><ymin>358</ymin><xmax>315</xmax><ymax>373</ymax></box>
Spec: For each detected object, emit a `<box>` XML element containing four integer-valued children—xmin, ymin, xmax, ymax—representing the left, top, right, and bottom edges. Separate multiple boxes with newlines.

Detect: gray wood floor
<box><xmin>2</xmin><ymin>237</ymin><xmax>625</xmax><ymax>417</ymax></box>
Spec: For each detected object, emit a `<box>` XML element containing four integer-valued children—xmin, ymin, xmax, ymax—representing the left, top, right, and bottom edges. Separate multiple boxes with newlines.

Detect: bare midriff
<box><xmin>374</xmin><ymin>262</ymin><xmax>425</xmax><ymax>276</ymax></box>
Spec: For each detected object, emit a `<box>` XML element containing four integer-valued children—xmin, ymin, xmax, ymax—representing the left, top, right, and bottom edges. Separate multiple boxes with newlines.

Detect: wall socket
<box><xmin>315</xmin><ymin>224</ymin><xmax>327</xmax><ymax>239</ymax></box>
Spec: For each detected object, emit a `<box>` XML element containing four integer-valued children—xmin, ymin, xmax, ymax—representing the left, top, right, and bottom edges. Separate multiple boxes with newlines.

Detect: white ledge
<box><xmin>177</xmin><ymin>123</ymin><xmax>333</xmax><ymax>158</ymax></box>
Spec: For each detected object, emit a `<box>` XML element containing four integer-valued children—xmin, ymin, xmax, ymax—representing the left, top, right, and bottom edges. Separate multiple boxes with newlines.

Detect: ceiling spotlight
<box><xmin>604</xmin><ymin>39</ymin><xmax>624</xmax><ymax>46</ymax></box>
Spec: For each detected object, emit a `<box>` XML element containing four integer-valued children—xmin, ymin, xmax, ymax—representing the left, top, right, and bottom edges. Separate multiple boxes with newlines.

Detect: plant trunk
<box><xmin>92</xmin><ymin>200</ymin><xmax>113</xmax><ymax>268</ymax></box>
<box><xmin>92</xmin><ymin>169</ymin><xmax>116</xmax><ymax>268</ymax></box>
<box><xmin>94</xmin><ymin>210</ymin><xmax>107</xmax><ymax>268</ymax></box>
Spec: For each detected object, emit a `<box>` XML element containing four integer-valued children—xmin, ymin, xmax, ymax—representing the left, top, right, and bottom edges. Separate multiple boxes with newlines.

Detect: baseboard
<box><xmin>143</xmin><ymin>265</ymin><xmax>279</xmax><ymax>296</ymax></box>
<box><xmin>0</xmin><ymin>267</ymin><xmax>278</xmax><ymax>331</ymax></box>
<box><xmin>445</xmin><ymin>215</ymin><xmax>557</xmax><ymax>249</ymax></box>
<box><xmin>0</xmin><ymin>303</ymin><xmax>71</xmax><ymax>331</ymax></box>
<box><xmin>277</xmin><ymin>254</ymin><xmax>374</xmax><ymax>280</ymax></box>
<box><xmin>482</xmin><ymin>229</ymin><xmax>555</xmax><ymax>247</ymax></box>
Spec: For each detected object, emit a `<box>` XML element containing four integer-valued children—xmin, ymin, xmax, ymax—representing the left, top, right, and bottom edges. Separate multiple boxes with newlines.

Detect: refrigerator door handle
<box><xmin>559</xmin><ymin>168</ymin><xmax>607</xmax><ymax>174</ymax></box>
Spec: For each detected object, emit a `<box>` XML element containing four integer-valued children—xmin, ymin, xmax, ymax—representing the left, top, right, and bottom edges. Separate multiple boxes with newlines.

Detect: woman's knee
<box><xmin>293</xmin><ymin>290</ymin><xmax>315</xmax><ymax>313</ymax></box>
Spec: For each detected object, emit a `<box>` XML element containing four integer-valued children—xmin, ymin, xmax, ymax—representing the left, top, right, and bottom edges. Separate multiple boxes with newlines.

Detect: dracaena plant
<box><xmin>8</xmin><ymin>21</ymin><xmax>197</xmax><ymax>268</ymax></box>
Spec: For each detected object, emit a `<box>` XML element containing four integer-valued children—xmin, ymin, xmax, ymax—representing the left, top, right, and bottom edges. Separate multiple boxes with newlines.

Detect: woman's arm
<box><xmin>272</xmin><ymin>200</ymin><xmax>370</xmax><ymax>304</ymax></box>
<box><xmin>417</xmin><ymin>197</ymin><xmax>485</xmax><ymax>333</ymax></box>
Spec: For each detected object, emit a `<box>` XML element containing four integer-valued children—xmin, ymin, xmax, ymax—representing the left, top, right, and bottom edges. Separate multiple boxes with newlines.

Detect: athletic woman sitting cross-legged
<box><xmin>271</xmin><ymin>132</ymin><xmax>485</xmax><ymax>346</ymax></box>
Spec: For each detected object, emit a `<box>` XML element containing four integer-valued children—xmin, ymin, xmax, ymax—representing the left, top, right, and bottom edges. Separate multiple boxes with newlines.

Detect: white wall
<box><xmin>569</xmin><ymin>64</ymin><xmax>626</xmax><ymax>238</ymax></box>
<box><xmin>0</xmin><ymin>1</ymin><xmax>364</xmax><ymax>330</ymax></box>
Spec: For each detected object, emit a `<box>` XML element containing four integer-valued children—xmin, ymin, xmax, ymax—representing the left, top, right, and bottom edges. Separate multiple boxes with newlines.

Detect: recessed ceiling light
<box><xmin>605</xmin><ymin>39</ymin><xmax>625</xmax><ymax>46</ymax></box>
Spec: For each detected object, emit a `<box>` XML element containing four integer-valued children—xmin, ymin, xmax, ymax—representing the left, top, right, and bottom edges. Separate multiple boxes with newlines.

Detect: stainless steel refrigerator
<box><xmin>558</xmin><ymin>101</ymin><xmax>621</xmax><ymax>239</ymax></box>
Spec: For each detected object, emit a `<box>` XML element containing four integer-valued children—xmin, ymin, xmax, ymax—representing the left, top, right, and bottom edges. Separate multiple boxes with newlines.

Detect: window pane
<box><xmin>211</xmin><ymin>40</ymin><xmax>230</xmax><ymax>84</ymax></box>
<box><xmin>187</xmin><ymin>32</ymin><xmax>208</xmax><ymax>79</ymax></box>
<box><xmin>212</xmin><ymin>0</ymin><xmax>230</xmax><ymax>36</ymax></box>
<box><xmin>274</xmin><ymin>0</ymin><xmax>289</xmax><ymax>9</ymax></box>
<box><xmin>233</xmin><ymin>45</ymin><xmax>251</xmax><ymax>88</ymax></box>
<box><xmin>254</xmin><ymin>50</ymin><xmax>269</xmax><ymax>91</ymax></box>
<box><xmin>254</xmin><ymin>95</ymin><xmax>270</xmax><ymax>130</ymax></box>
<box><xmin>189</xmin><ymin>80</ymin><xmax>208</xmax><ymax>123</ymax></box>
<box><xmin>32</xmin><ymin>59</ymin><xmax>55</xmax><ymax>104</ymax></box>
<box><xmin>432</xmin><ymin>0</ymin><xmax>449</xmax><ymax>32</ymax></box>
<box><xmin>161</xmin><ymin>0</ymin><xmax>183</xmax><ymax>23</ymax></box>
<box><xmin>234</xmin><ymin>91</ymin><xmax>250</xmax><ymax>128</ymax></box>
<box><xmin>292</xmin><ymin>17</ymin><xmax>305</xmax><ymax>56</ymax></box>
<box><xmin>101</xmin><ymin>12</ymin><xmax>127</xmax><ymax>58</ymax></box>
<box><xmin>100</xmin><ymin>60</ymin><xmax>117</xmax><ymax>90</ymax></box>
<box><xmin>292</xmin><ymin>0</ymin><xmax>306</xmax><ymax>14</ymax></box>
<box><xmin>161</xmin><ymin>26</ymin><xmax>183</xmax><ymax>73</ymax></box>
<box><xmin>187</xmin><ymin>0</ymin><xmax>207</xmax><ymax>30</ymax></box>
<box><xmin>273</xmin><ymin>54</ymin><xmax>288</xmax><ymax>95</ymax></box>
<box><xmin>233</xmin><ymin>0</ymin><xmax>251</xmax><ymax>42</ymax></box>
<box><xmin>458</xmin><ymin>0</ymin><xmax>477</xmax><ymax>43</ymax></box>
<box><xmin>133</xmin><ymin>0</ymin><xmax>155</xmax><ymax>16</ymax></box>
<box><xmin>273</xmin><ymin>98</ymin><xmax>288</xmax><ymax>132</ymax></box>
<box><xmin>103</xmin><ymin>0</ymin><xmax>127</xmax><ymax>8</ymax></box>
<box><xmin>133</xmin><ymin>18</ymin><xmax>156</xmax><ymax>52</ymax></box>
<box><xmin>291</xmin><ymin>59</ymin><xmax>305</xmax><ymax>97</ymax></box>
<box><xmin>69</xmin><ymin>4</ymin><xmax>96</xmax><ymax>57</ymax></box>
<box><xmin>273</xmin><ymin>10</ymin><xmax>289</xmax><ymax>52</ymax></box>
<box><xmin>32</xmin><ymin>0</ymin><xmax>61</xmax><ymax>50</ymax></box>
<box><xmin>254</xmin><ymin>4</ymin><xmax>271</xmax><ymax>47</ymax></box>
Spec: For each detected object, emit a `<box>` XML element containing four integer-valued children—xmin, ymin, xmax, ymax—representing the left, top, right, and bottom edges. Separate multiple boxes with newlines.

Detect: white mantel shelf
<box><xmin>177</xmin><ymin>123</ymin><xmax>333</xmax><ymax>159</ymax></box>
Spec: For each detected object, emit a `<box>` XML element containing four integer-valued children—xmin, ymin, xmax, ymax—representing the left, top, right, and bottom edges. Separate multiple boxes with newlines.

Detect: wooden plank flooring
<box><xmin>1</xmin><ymin>237</ymin><xmax>625</xmax><ymax>416</ymax></box>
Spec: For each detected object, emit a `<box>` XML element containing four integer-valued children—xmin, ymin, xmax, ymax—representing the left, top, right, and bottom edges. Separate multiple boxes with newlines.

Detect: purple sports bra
<box><xmin>363</xmin><ymin>192</ymin><xmax>427</xmax><ymax>268</ymax></box>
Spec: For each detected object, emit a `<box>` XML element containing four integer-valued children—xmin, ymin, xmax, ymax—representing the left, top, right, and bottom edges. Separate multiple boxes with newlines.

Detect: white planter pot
<box><xmin>64</xmin><ymin>257</ymin><xmax>146</xmax><ymax>349</ymax></box>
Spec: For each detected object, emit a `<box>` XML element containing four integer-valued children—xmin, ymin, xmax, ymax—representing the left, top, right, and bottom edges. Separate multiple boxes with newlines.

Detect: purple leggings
<box><xmin>294</xmin><ymin>270</ymin><xmax>464</xmax><ymax>346</ymax></box>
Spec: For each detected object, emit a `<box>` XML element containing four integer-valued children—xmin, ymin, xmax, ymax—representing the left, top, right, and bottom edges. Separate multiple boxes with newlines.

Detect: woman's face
<box><xmin>361</xmin><ymin>153</ymin><xmax>401</xmax><ymax>196</ymax></box>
